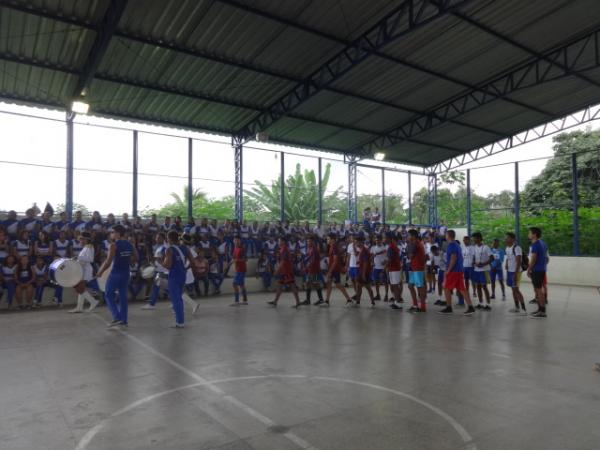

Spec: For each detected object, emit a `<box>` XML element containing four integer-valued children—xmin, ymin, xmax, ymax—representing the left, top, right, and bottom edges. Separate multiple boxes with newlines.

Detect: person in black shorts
<box><xmin>527</xmin><ymin>227</ymin><xmax>548</xmax><ymax>319</ymax></box>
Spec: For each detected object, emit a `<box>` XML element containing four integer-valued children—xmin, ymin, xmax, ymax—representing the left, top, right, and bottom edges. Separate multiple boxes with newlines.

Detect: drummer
<box><xmin>97</xmin><ymin>225</ymin><xmax>137</xmax><ymax>327</ymax></box>
<box><xmin>142</xmin><ymin>232</ymin><xmax>168</xmax><ymax>310</ymax></box>
<box><xmin>69</xmin><ymin>231</ymin><xmax>100</xmax><ymax>313</ymax></box>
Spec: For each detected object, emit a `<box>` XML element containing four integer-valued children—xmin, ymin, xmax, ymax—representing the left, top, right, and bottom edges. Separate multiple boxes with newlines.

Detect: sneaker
<box><xmin>267</xmin><ymin>301</ymin><xmax>277</xmax><ymax>307</ymax></box>
<box><xmin>240</xmin><ymin>301</ymin><xmax>248</xmax><ymax>306</ymax></box>
<box><xmin>373</xmin><ymin>295</ymin><xmax>381</xmax><ymax>301</ymax></box>
<box><xmin>475</xmin><ymin>304</ymin><xmax>484</xmax><ymax>310</ymax></box>
<box><xmin>434</xmin><ymin>299</ymin><xmax>444</xmax><ymax>306</ymax></box>
<box><xmin>313</xmin><ymin>299</ymin><xmax>325</xmax><ymax>306</ymax></box>
<box><xmin>170</xmin><ymin>323</ymin><xmax>185</xmax><ymax>329</ymax></box>
<box><xmin>68</xmin><ymin>308</ymin><xmax>83</xmax><ymax>314</ymax></box>
<box><xmin>107</xmin><ymin>320</ymin><xmax>122</xmax><ymax>328</ymax></box>
<box><xmin>193</xmin><ymin>303</ymin><xmax>200</xmax><ymax>315</ymax></box>
<box><xmin>438</xmin><ymin>306</ymin><xmax>453</xmax><ymax>315</ymax></box>
<box><xmin>389</xmin><ymin>303</ymin><xmax>402</xmax><ymax>310</ymax></box>
<box><xmin>483</xmin><ymin>305</ymin><xmax>492</xmax><ymax>311</ymax></box>
<box><xmin>529</xmin><ymin>310</ymin><xmax>547</xmax><ymax>319</ymax></box>
<box><xmin>370</xmin><ymin>301</ymin><xmax>376</xmax><ymax>308</ymax></box>
<box><xmin>319</xmin><ymin>301</ymin><xmax>330</xmax><ymax>307</ymax></box>
<box><xmin>86</xmin><ymin>298</ymin><xmax>99</xmax><ymax>313</ymax></box>
<box><xmin>408</xmin><ymin>306</ymin><xmax>421</xmax><ymax>313</ymax></box>
<box><xmin>490</xmin><ymin>294</ymin><xmax>496</xmax><ymax>300</ymax></box>
<box><xmin>502</xmin><ymin>294</ymin><xmax>506</xmax><ymax>301</ymax></box>
<box><xmin>229</xmin><ymin>302</ymin><xmax>241</xmax><ymax>307</ymax></box>
<box><xmin>299</xmin><ymin>300</ymin><xmax>310</xmax><ymax>306</ymax></box>
<box><xmin>463</xmin><ymin>306</ymin><xmax>476</xmax><ymax>316</ymax></box>
<box><xmin>344</xmin><ymin>300</ymin><xmax>354</xmax><ymax>308</ymax></box>
<box><xmin>141</xmin><ymin>304</ymin><xmax>156</xmax><ymax>310</ymax></box>
<box><xmin>529</xmin><ymin>298</ymin><xmax>538</xmax><ymax>304</ymax></box>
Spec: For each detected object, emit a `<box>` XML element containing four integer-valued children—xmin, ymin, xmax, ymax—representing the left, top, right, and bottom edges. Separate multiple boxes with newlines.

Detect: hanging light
<box><xmin>374</xmin><ymin>152</ymin><xmax>385</xmax><ymax>161</ymax></box>
<box><xmin>71</xmin><ymin>100</ymin><xmax>90</xmax><ymax>114</ymax></box>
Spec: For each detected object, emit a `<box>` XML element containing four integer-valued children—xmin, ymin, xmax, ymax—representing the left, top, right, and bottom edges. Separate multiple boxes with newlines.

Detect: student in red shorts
<box><xmin>407</xmin><ymin>229</ymin><xmax>427</xmax><ymax>313</ymax></box>
<box><xmin>268</xmin><ymin>237</ymin><xmax>301</xmax><ymax>308</ymax></box>
<box><xmin>438</xmin><ymin>230</ymin><xmax>475</xmax><ymax>316</ymax></box>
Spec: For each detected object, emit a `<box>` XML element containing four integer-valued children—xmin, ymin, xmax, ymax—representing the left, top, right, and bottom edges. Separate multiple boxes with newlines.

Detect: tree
<box><xmin>522</xmin><ymin>129</ymin><xmax>600</xmax><ymax>209</ymax></box>
<box><xmin>244</xmin><ymin>163</ymin><xmax>343</xmax><ymax>222</ymax></box>
<box><xmin>169</xmin><ymin>185</ymin><xmax>207</xmax><ymax>210</ymax></box>
<box><xmin>55</xmin><ymin>203</ymin><xmax>91</xmax><ymax>216</ymax></box>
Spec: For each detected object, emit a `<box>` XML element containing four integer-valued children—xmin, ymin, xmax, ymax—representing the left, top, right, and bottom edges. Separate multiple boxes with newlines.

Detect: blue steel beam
<box><xmin>72</xmin><ymin>0</ymin><xmax>128</xmax><ymax>99</ymax></box>
<box><xmin>358</xmin><ymin>27</ymin><xmax>600</xmax><ymax>157</ymax></box>
<box><xmin>234</xmin><ymin>142</ymin><xmax>243</xmax><ymax>222</ymax></box>
<box><xmin>233</xmin><ymin>0</ymin><xmax>473</xmax><ymax>145</ymax></box>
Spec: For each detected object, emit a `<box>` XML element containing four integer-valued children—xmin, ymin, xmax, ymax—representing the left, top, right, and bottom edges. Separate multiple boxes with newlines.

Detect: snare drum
<box><xmin>141</xmin><ymin>264</ymin><xmax>155</xmax><ymax>279</ymax></box>
<box><xmin>97</xmin><ymin>268</ymin><xmax>111</xmax><ymax>292</ymax></box>
<box><xmin>49</xmin><ymin>258</ymin><xmax>83</xmax><ymax>288</ymax></box>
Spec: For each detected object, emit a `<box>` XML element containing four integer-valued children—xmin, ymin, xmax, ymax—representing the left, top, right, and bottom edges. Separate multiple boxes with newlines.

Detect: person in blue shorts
<box><xmin>490</xmin><ymin>239</ymin><xmax>506</xmax><ymax>300</ymax></box>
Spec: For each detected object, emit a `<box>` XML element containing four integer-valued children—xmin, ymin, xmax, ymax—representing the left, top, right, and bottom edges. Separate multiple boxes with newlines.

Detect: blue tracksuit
<box><xmin>105</xmin><ymin>240</ymin><xmax>133</xmax><ymax>324</ymax></box>
<box><xmin>168</xmin><ymin>245</ymin><xmax>188</xmax><ymax>325</ymax></box>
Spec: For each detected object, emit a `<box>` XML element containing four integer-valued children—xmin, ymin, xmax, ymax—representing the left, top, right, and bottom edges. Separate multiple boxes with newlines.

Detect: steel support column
<box><xmin>381</xmin><ymin>168</ymin><xmax>386</xmax><ymax>224</ymax></box>
<box><xmin>234</xmin><ymin>141</ymin><xmax>243</xmax><ymax>222</ymax></box>
<box><xmin>187</xmin><ymin>138</ymin><xmax>193</xmax><ymax>220</ymax></box>
<box><xmin>514</xmin><ymin>162</ymin><xmax>520</xmax><ymax>243</ymax></box>
<box><xmin>572</xmin><ymin>153</ymin><xmax>580</xmax><ymax>256</ymax></box>
<box><xmin>347</xmin><ymin>156</ymin><xmax>358</xmax><ymax>223</ymax></box>
<box><xmin>280</xmin><ymin>152</ymin><xmax>285</xmax><ymax>223</ymax></box>
<box><xmin>466</xmin><ymin>169</ymin><xmax>472</xmax><ymax>236</ymax></box>
<box><xmin>132</xmin><ymin>130</ymin><xmax>138</xmax><ymax>217</ymax></box>
<box><xmin>427</xmin><ymin>173</ymin><xmax>438</xmax><ymax>227</ymax></box>
<box><xmin>317</xmin><ymin>158</ymin><xmax>323</xmax><ymax>225</ymax></box>
<box><xmin>408</xmin><ymin>171</ymin><xmax>412</xmax><ymax>225</ymax></box>
<box><xmin>65</xmin><ymin>112</ymin><xmax>74</xmax><ymax>220</ymax></box>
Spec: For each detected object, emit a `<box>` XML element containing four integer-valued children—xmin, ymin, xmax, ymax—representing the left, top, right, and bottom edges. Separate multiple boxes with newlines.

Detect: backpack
<box><xmin>510</xmin><ymin>245</ymin><xmax>528</xmax><ymax>271</ymax></box>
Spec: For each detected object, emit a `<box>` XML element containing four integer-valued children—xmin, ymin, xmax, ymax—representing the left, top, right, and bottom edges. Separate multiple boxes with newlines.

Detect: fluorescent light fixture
<box><xmin>374</xmin><ymin>152</ymin><xmax>385</xmax><ymax>161</ymax></box>
<box><xmin>71</xmin><ymin>100</ymin><xmax>90</xmax><ymax>114</ymax></box>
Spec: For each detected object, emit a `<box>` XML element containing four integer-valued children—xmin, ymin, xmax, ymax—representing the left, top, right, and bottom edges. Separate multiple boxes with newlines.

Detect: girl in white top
<box><xmin>69</xmin><ymin>231</ymin><xmax>99</xmax><ymax>313</ymax></box>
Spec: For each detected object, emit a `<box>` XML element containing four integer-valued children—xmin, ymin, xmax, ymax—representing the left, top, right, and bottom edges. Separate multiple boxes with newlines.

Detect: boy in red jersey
<box><xmin>354</xmin><ymin>236</ymin><xmax>375</xmax><ymax>308</ymax></box>
<box><xmin>324</xmin><ymin>234</ymin><xmax>352</xmax><ymax>307</ymax></box>
<box><xmin>304</xmin><ymin>235</ymin><xmax>325</xmax><ymax>306</ymax></box>
<box><xmin>230</xmin><ymin>235</ymin><xmax>248</xmax><ymax>306</ymax></box>
<box><xmin>407</xmin><ymin>229</ymin><xmax>427</xmax><ymax>312</ymax></box>
<box><xmin>386</xmin><ymin>233</ymin><xmax>404</xmax><ymax>311</ymax></box>
<box><xmin>268</xmin><ymin>237</ymin><xmax>301</xmax><ymax>308</ymax></box>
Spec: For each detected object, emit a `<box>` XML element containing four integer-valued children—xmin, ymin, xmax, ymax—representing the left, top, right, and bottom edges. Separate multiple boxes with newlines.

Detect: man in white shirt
<box><xmin>370</xmin><ymin>235</ymin><xmax>388</xmax><ymax>301</ymax></box>
<box><xmin>504</xmin><ymin>232</ymin><xmax>526</xmax><ymax>314</ymax></box>
<box><xmin>472</xmin><ymin>232</ymin><xmax>493</xmax><ymax>310</ymax></box>
<box><xmin>461</xmin><ymin>236</ymin><xmax>475</xmax><ymax>302</ymax></box>
<box><xmin>143</xmin><ymin>233</ymin><xmax>169</xmax><ymax>310</ymax></box>
<box><xmin>346</xmin><ymin>236</ymin><xmax>359</xmax><ymax>299</ymax></box>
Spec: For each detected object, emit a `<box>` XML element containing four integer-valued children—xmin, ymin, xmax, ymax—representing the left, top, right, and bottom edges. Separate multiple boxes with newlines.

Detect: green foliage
<box><xmin>56</xmin><ymin>203</ymin><xmax>90</xmax><ymax>216</ymax></box>
<box><xmin>244</xmin><ymin>163</ymin><xmax>344</xmax><ymax>222</ymax></box>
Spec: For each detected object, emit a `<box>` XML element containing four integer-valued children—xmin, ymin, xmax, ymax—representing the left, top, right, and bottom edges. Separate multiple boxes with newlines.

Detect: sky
<box><xmin>1</xmin><ymin>101</ymin><xmax>599</xmax><ymax>216</ymax></box>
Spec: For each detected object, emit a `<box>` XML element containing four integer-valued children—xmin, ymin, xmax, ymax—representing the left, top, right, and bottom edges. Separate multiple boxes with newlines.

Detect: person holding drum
<box><xmin>142</xmin><ymin>232</ymin><xmax>168</xmax><ymax>310</ymax></box>
<box><xmin>68</xmin><ymin>231</ymin><xmax>100</xmax><ymax>313</ymax></box>
<box><xmin>97</xmin><ymin>225</ymin><xmax>137</xmax><ymax>327</ymax></box>
<box><xmin>163</xmin><ymin>230</ymin><xmax>190</xmax><ymax>328</ymax></box>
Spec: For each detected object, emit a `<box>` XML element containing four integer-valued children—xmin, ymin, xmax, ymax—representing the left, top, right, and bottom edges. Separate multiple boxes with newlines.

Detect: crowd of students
<box><xmin>0</xmin><ymin>205</ymin><xmax>551</xmax><ymax>322</ymax></box>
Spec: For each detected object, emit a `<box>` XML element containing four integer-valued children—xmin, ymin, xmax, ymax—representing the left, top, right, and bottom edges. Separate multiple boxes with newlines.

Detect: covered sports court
<box><xmin>1</xmin><ymin>1</ymin><xmax>600</xmax><ymax>449</ymax></box>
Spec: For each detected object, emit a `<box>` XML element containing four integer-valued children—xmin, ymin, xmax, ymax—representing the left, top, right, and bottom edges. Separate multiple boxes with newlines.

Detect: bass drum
<box><xmin>141</xmin><ymin>264</ymin><xmax>156</xmax><ymax>279</ymax></box>
<box><xmin>49</xmin><ymin>258</ymin><xmax>83</xmax><ymax>288</ymax></box>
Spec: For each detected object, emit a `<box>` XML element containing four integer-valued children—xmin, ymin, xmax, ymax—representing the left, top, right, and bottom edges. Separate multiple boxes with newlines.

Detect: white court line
<box><xmin>81</xmin><ymin>316</ymin><xmax>476</xmax><ymax>450</ymax></box>
<box><xmin>89</xmin><ymin>315</ymin><xmax>318</xmax><ymax>450</ymax></box>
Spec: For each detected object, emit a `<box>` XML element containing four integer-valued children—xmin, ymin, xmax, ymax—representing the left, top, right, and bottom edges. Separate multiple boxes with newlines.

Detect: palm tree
<box><xmin>244</xmin><ymin>163</ymin><xmax>342</xmax><ymax>221</ymax></box>
<box><xmin>170</xmin><ymin>185</ymin><xmax>207</xmax><ymax>211</ymax></box>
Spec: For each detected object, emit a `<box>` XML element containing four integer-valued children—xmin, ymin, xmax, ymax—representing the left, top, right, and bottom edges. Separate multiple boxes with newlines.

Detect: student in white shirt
<box><xmin>370</xmin><ymin>235</ymin><xmax>388</xmax><ymax>301</ymax></box>
<box><xmin>472</xmin><ymin>232</ymin><xmax>493</xmax><ymax>310</ymax></box>
<box><xmin>68</xmin><ymin>232</ymin><xmax>99</xmax><ymax>313</ymax></box>
<box><xmin>504</xmin><ymin>232</ymin><xmax>526</xmax><ymax>314</ymax></box>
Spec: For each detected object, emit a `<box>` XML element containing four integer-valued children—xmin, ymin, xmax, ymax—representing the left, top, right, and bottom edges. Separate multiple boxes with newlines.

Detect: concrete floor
<box><xmin>1</xmin><ymin>285</ymin><xmax>599</xmax><ymax>450</ymax></box>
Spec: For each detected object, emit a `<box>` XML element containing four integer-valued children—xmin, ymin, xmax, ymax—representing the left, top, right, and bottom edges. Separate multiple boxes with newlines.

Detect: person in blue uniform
<box><xmin>163</xmin><ymin>230</ymin><xmax>189</xmax><ymax>328</ymax></box>
<box><xmin>97</xmin><ymin>225</ymin><xmax>138</xmax><ymax>328</ymax></box>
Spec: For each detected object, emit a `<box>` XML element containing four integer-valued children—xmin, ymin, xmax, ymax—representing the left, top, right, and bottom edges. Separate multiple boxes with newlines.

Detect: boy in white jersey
<box><xmin>370</xmin><ymin>235</ymin><xmax>388</xmax><ymax>301</ymax></box>
<box><xmin>504</xmin><ymin>232</ymin><xmax>526</xmax><ymax>314</ymax></box>
<box><xmin>460</xmin><ymin>236</ymin><xmax>474</xmax><ymax>305</ymax></box>
<box><xmin>472</xmin><ymin>232</ymin><xmax>493</xmax><ymax>310</ymax></box>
